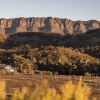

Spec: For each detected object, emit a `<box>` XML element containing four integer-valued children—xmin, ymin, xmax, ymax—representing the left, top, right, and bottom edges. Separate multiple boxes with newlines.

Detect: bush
<box><xmin>0</xmin><ymin>78</ymin><xmax>98</xmax><ymax>100</ymax></box>
<box><xmin>85</xmin><ymin>72</ymin><xmax>92</xmax><ymax>77</ymax></box>
<box><xmin>13</xmin><ymin>54</ymin><xmax>34</xmax><ymax>74</ymax></box>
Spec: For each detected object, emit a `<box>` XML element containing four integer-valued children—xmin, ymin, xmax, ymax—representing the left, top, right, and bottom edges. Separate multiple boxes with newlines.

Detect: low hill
<box><xmin>1</xmin><ymin>29</ymin><xmax>100</xmax><ymax>58</ymax></box>
<box><xmin>0</xmin><ymin>46</ymin><xmax>100</xmax><ymax>75</ymax></box>
<box><xmin>64</xmin><ymin>29</ymin><xmax>100</xmax><ymax>58</ymax></box>
<box><xmin>66</xmin><ymin>28</ymin><xmax>100</xmax><ymax>47</ymax></box>
<box><xmin>0</xmin><ymin>29</ymin><xmax>100</xmax><ymax>75</ymax></box>
<box><xmin>1</xmin><ymin>28</ymin><xmax>100</xmax><ymax>47</ymax></box>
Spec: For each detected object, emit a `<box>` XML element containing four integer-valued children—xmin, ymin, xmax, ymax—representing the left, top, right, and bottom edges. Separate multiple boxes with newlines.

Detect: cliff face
<box><xmin>0</xmin><ymin>17</ymin><xmax>100</xmax><ymax>35</ymax></box>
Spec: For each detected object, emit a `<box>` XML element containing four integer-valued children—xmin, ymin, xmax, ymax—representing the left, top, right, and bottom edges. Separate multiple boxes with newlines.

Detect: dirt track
<box><xmin>0</xmin><ymin>75</ymin><xmax>100</xmax><ymax>98</ymax></box>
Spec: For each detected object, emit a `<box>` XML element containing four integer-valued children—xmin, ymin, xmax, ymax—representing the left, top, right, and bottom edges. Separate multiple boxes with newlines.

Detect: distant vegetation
<box><xmin>0</xmin><ymin>29</ymin><xmax>100</xmax><ymax>76</ymax></box>
<box><xmin>0</xmin><ymin>45</ymin><xmax>100</xmax><ymax>76</ymax></box>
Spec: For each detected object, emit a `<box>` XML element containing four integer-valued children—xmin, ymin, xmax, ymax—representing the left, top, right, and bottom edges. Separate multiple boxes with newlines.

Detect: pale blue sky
<box><xmin>0</xmin><ymin>0</ymin><xmax>100</xmax><ymax>20</ymax></box>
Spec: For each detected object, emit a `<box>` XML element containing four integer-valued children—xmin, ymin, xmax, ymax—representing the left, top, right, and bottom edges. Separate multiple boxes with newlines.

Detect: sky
<box><xmin>0</xmin><ymin>0</ymin><xmax>100</xmax><ymax>21</ymax></box>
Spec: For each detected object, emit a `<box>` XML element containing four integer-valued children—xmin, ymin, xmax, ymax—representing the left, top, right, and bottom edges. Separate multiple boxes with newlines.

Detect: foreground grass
<box><xmin>0</xmin><ymin>77</ymin><xmax>99</xmax><ymax>100</ymax></box>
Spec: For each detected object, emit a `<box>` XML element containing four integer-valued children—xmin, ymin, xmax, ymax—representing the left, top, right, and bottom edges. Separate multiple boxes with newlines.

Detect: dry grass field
<box><xmin>0</xmin><ymin>75</ymin><xmax>99</xmax><ymax>99</ymax></box>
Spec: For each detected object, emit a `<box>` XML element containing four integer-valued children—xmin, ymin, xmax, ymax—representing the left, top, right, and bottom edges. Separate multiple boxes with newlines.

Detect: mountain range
<box><xmin>0</xmin><ymin>17</ymin><xmax>100</xmax><ymax>35</ymax></box>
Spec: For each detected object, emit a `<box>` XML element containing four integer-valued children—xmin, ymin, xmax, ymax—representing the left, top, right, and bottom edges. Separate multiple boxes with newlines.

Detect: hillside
<box><xmin>0</xmin><ymin>46</ymin><xmax>100</xmax><ymax>76</ymax></box>
<box><xmin>1</xmin><ymin>28</ymin><xmax>99</xmax><ymax>47</ymax></box>
<box><xmin>0</xmin><ymin>29</ymin><xmax>100</xmax><ymax>76</ymax></box>
<box><xmin>1</xmin><ymin>28</ymin><xmax>100</xmax><ymax>58</ymax></box>
<box><xmin>65</xmin><ymin>29</ymin><xmax>100</xmax><ymax>59</ymax></box>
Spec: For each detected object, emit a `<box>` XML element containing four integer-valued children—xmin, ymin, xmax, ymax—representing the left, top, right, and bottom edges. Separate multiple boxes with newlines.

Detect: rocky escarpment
<box><xmin>0</xmin><ymin>17</ymin><xmax>100</xmax><ymax>35</ymax></box>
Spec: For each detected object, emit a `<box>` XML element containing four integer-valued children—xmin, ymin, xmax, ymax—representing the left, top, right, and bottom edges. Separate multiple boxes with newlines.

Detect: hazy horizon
<box><xmin>0</xmin><ymin>0</ymin><xmax>100</xmax><ymax>21</ymax></box>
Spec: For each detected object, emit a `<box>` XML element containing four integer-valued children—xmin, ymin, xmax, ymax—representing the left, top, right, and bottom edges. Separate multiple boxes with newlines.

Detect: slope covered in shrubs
<box><xmin>30</xmin><ymin>46</ymin><xmax>100</xmax><ymax>75</ymax></box>
<box><xmin>0</xmin><ymin>46</ymin><xmax>100</xmax><ymax>76</ymax></box>
<box><xmin>0</xmin><ymin>29</ymin><xmax>100</xmax><ymax>75</ymax></box>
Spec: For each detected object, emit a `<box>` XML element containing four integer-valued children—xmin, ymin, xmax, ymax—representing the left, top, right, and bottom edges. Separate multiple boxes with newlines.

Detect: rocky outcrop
<box><xmin>0</xmin><ymin>17</ymin><xmax>100</xmax><ymax>35</ymax></box>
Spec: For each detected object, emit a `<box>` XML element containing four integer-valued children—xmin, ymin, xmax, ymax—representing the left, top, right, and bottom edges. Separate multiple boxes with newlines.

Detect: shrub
<box><xmin>0</xmin><ymin>78</ymin><xmax>99</xmax><ymax>100</ymax></box>
<box><xmin>13</xmin><ymin>54</ymin><xmax>34</xmax><ymax>74</ymax></box>
<box><xmin>85</xmin><ymin>72</ymin><xmax>92</xmax><ymax>77</ymax></box>
<box><xmin>0</xmin><ymin>81</ymin><xmax>6</xmax><ymax>100</ymax></box>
